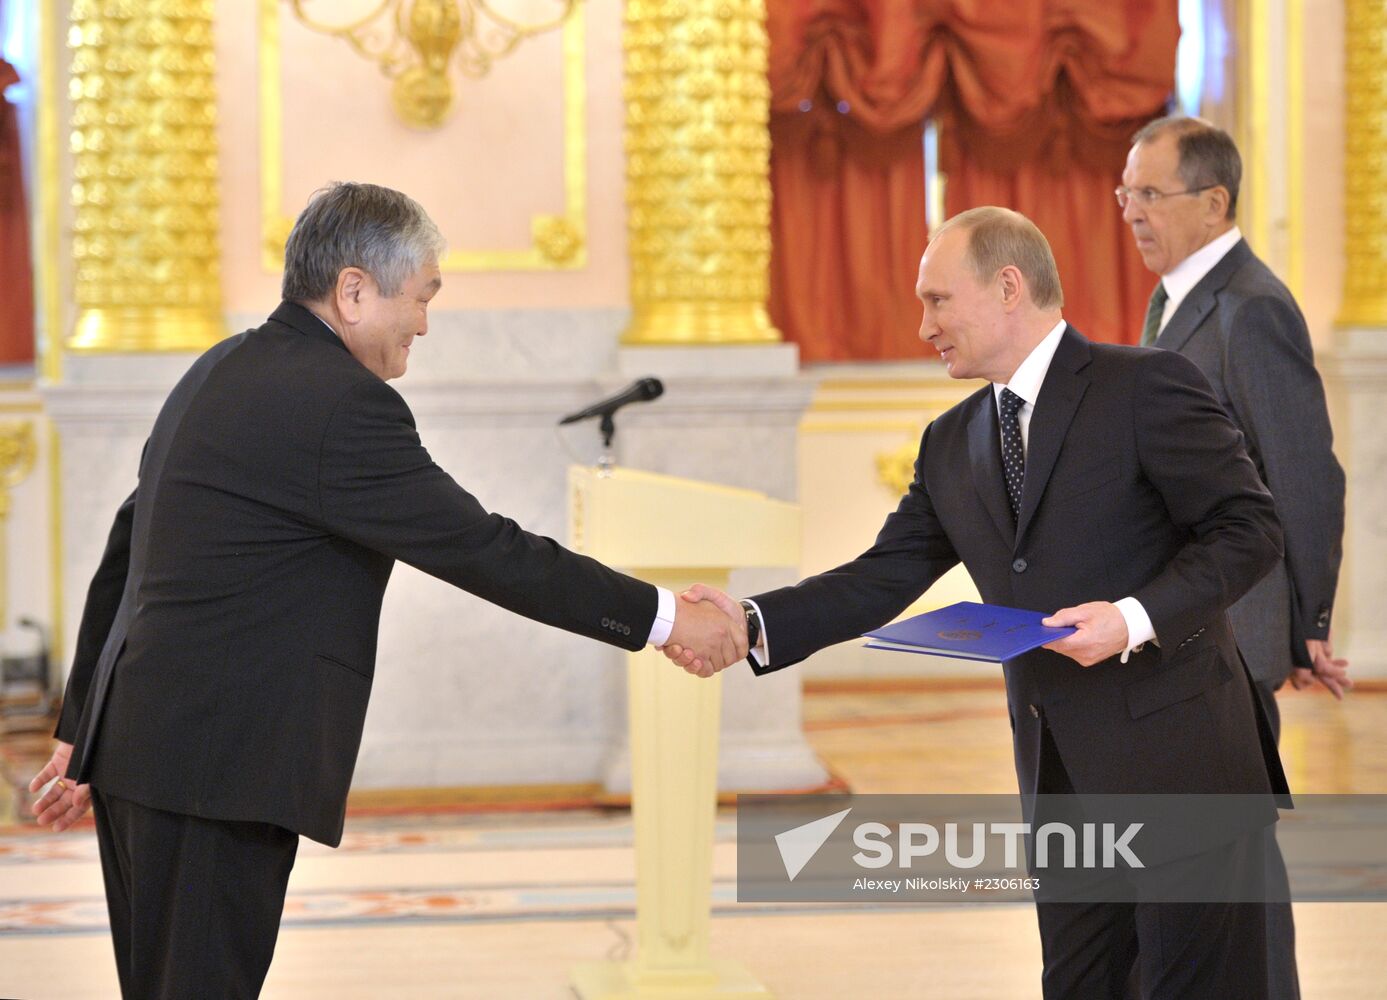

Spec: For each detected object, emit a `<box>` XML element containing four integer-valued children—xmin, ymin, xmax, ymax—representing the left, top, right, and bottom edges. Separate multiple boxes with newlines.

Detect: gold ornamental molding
<box><xmin>260</xmin><ymin>0</ymin><xmax>588</xmax><ymax>271</ymax></box>
<box><xmin>66</xmin><ymin>0</ymin><xmax>227</xmax><ymax>353</ymax></box>
<box><xmin>1338</xmin><ymin>0</ymin><xmax>1387</xmax><ymax>327</ymax></box>
<box><xmin>875</xmin><ymin>438</ymin><xmax>921</xmax><ymax>497</ymax></box>
<box><xmin>621</xmin><ymin>0</ymin><xmax>781</xmax><ymax>344</ymax></box>
<box><xmin>0</xmin><ymin>420</ymin><xmax>36</xmax><ymax>631</ymax></box>
<box><xmin>0</xmin><ymin>421</ymin><xmax>36</xmax><ymax>521</ymax></box>
<box><xmin>285</xmin><ymin>0</ymin><xmax>576</xmax><ymax>131</ymax></box>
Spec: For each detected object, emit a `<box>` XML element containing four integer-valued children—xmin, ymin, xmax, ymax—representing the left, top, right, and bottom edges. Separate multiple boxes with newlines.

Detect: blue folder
<box><xmin>863</xmin><ymin>601</ymin><xmax>1078</xmax><ymax>663</ymax></box>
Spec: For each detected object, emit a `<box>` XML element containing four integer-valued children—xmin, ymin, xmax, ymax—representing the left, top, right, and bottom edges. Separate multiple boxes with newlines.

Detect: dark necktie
<box><xmin>1140</xmin><ymin>281</ymin><xmax>1168</xmax><ymax>346</ymax></box>
<box><xmin>998</xmin><ymin>387</ymin><xmax>1025</xmax><ymax>522</ymax></box>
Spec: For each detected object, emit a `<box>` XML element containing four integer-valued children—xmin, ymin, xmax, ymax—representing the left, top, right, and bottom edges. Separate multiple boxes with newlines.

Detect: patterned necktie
<box><xmin>998</xmin><ymin>388</ymin><xmax>1025</xmax><ymax>522</ymax></box>
<box><xmin>1140</xmin><ymin>281</ymin><xmax>1169</xmax><ymax>346</ymax></box>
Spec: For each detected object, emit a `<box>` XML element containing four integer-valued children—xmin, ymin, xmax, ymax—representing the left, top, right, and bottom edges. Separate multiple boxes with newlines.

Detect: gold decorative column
<box><xmin>621</xmin><ymin>0</ymin><xmax>781</xmax><ymax>344</ymax></box>
<box><xmin>67</xmin><ymin>0</ymin><xmax>225</xmax><ymax>352</ymax></box>
<box><xmin>1337</xmin><ymin>0</ymin><xmax>1387</xmax><ymax>327</ymax></box>
<box><xmin>1325</xmin><ymin>0</ymin><xmax>1387</xmax><ymax>682</ymax></box>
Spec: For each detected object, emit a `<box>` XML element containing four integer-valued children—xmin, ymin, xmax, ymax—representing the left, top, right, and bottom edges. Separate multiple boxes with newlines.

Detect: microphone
<box><xmin>559</xmin><ymin>377</ymin><xmax>664</xmax><ymax>426</ymax></box>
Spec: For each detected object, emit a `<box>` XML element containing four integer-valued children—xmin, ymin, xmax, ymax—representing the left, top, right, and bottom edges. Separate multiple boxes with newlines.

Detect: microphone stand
<box><xmin>597</xmin><ymin>412</ymin><xmax>617</xmax><ymax>477</ymax></box>
<box><xmin>560</xmin><ymin>377</ymin><xmax>663</xmax><ymax>476</ymax></box>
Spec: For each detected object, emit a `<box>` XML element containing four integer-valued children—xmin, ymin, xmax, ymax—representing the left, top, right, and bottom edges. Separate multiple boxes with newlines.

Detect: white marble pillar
<box><xmin>1321</xmin><ymin>0</ymin><xmax>1387</xmax><ymax>680</ymax></box>
<box><xmin>1321</xmin><ymin>330</ymin><xmax>1387</xmax><ymax>680</ymax></box>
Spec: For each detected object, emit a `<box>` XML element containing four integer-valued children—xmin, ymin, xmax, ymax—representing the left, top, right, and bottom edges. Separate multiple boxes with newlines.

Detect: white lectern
<box><xmin>568</xmin><ymin>466</ymin><xmax>799</xmax><ymax>999</ymax></box>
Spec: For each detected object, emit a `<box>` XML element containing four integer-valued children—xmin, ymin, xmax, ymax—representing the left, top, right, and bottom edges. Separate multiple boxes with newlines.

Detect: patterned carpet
<box><xmin>1</xmin><ymin>684</ymin><xmax>1383</xmax><ymax>999</ymax></box>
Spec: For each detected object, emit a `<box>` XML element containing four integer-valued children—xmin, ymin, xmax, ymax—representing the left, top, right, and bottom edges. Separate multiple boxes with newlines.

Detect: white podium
<box><xmin>568</xmin><ymin>466</ymin><xmax>798</xmax><ymax>999</ymax></box>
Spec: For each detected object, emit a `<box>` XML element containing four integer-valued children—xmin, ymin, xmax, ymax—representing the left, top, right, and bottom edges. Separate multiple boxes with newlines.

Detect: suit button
<box><xmin>1029</xmin><ymin>704</ymin><xmax>1039</xmax><ymax>718</ymax></box>
<box><xmin>623</xmin><ymin>625</ymin><xmax>631</xmax><ymax>636</ymax></box>
<box><xmin>1012</xmin><ymin>558</ymin><xmax>1028</xmax><ymax>573</ymax></box>
<box><xmin>601</xmin><ymin>618</ymin><xmax>611</xmax><ymax>628</ymax></box>
<box><xmin>1317</xmin><ymin>609</ymin><xmax>1330</xmax><ymax>629</ymax></box>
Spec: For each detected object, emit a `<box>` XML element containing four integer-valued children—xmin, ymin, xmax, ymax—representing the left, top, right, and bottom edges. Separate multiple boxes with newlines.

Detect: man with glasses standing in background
<box><xmin>1120</xmin><ymin>114</ymin><xmax>1349</xmax><ymax>1000</ymax></box>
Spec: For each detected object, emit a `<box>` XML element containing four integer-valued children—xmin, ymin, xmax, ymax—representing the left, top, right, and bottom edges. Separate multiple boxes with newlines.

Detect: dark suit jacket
<box><xmin>1155</xmin><ymin>238</ymin><xmax>1345</xmax><ymax>682</ymax></box>
<box><xmin>57</xmin><ymin>302</ymin><xmax>658</xmax><ymax>846</ymax></box>
<box><xmin>751</xmin><ymin>328</ymin><xmax>1289</xmax><ymax>831</ymax></box>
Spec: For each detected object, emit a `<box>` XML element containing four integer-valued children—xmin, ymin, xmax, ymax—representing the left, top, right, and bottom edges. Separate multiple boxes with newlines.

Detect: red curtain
<box><xmin>0</xmin><ymin>55</ymin><xmax>33</xmax><ymax>365</ymax></box>
<box><xmin>768</xmin><ymin>0</ymin><xmax>1177</xmax><ymax>361</ymax></box>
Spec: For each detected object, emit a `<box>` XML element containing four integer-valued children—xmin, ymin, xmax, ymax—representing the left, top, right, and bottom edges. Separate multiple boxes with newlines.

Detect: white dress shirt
<box><xmin>649</xmin><ymin>589</ymin><xmax>675</xmax><ymax>646</ymax></box>
<box><xmin>995</xmin><ymin>322</ymin><xmax>1155</xmax><ymax>661</ymax></box>
<box><xmin>992</xmin><ymin>319</ymin><xmax>1067</xmax><ymax>452</ymax></box>
<box><xmin>1155</xmin><ymin>226</ymin><xmax>1242</xmax><ymax>335</ymax></box>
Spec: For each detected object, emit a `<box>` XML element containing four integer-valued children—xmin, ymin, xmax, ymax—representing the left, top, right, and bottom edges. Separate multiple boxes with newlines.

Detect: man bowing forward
<box><xmin>31</xmin><ymin>182</ymin><xmax>746</xmax><ymax>998</ymax></box>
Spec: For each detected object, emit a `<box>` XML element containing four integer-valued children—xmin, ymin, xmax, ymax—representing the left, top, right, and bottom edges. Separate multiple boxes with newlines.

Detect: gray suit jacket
<box><xmin>1155</xmin><ymin>238</ymin><xmax>1345</xmax><ymax>683</ymax></box>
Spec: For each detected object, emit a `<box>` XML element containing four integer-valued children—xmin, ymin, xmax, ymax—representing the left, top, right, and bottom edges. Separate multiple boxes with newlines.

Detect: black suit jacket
<box><xmin>752</xmin><ymin>328</ymin><xmax>1288</xmax><ymax>824</ymax></box>
<box><xmin>57</xmin><ymin>302</ymin><xmax>658</xmax><ymax>846</ymax></box>
<box><xmin>1155</xmin><ymin>238</ymin><xmax>1345</xmax><ymax>681</ymax></box>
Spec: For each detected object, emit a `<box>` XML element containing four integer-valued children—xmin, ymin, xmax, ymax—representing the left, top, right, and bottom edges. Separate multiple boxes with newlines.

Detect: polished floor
<box><xmin>1</xmin><ymin>679</ymin><xmax>1384</xmax><ymax>998</ymax></box>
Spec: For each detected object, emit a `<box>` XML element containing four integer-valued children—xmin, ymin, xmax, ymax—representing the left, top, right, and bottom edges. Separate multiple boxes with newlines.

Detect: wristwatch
<box><xmin>739</xmin><ymin>600</ymin><xmax>762</xmax><ymax>650</ymax></box>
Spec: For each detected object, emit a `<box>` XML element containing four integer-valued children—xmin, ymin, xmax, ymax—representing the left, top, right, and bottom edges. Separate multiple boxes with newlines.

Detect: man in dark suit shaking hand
<box><xmin>666</xmin><ymin>207</ymin><xmax>1290</xmax><ymax>998</ymax></box>
<box><xmin>27</xmin><ymin>182</ymin><xmax>746</xmax><ymax>999</ymax></box>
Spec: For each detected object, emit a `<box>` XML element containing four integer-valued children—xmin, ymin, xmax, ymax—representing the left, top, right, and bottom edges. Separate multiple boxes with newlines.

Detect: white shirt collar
<box><xmin>993</xmin><ymin>318</ymin><xmax>1067</xmax><ymax>409</ymax></box>
<box><xmin>1159</xmin><ymin>226</ymin><xmax>1242</xmax><ymax>320</ymax></box>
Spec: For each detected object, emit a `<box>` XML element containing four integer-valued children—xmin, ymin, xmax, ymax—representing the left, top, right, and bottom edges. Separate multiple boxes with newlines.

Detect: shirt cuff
<box><xmin>1114</xmin><ymin>597</ymin><xmax>1156</xmax><ymax>664</ymax></box>
<box><xmin>743</xmin><ymin>597</ymin><xmax>770</xmax><ymax>669</ymax></box>
<box><xmin>647</xmin><ymin>587</ymin><xmax>675</xmax><ymax>647</ymax></box>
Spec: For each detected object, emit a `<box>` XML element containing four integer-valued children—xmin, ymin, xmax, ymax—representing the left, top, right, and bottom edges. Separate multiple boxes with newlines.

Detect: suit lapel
<box><xmin>967</xmin><ymin>390</ymin><xmax>1017</xmax><ymax>548</ymax></box>
<box><xmin>1015</xmin><ymin>327</ymin><xmax>1090</xmax><ymax>543</ymax></box>
<box><xmin>1155</xmin><ymin>239</ymin><xmax>1252</xmax><ymax>353</ymax></box>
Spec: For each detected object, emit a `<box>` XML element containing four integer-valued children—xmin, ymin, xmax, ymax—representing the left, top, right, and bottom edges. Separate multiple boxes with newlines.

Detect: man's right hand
<box><xmin>29</xmin><ymin>741</ymin><xmax>92</xmax><ymax>833</ymax></box>
<box><xmin>663</xmin><ymin>586</ymin><xmax>747</xmax><ymax>678</ymax></box>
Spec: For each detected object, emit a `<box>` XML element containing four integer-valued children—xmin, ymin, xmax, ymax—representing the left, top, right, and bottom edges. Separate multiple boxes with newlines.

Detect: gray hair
<box><xmin>1131</xmin><ymin>116</ymin><xmax>1242</xmax><ymax>220</ymax></box>
<box><xmin>281</xmin><ymin>182</ymin><xmax>446</xmax><ymax>302</ymax></box>
<box><xmin>932</xmin><ymin>206</ymin><xmax>1064</xmax><ymax>310</ymax></box>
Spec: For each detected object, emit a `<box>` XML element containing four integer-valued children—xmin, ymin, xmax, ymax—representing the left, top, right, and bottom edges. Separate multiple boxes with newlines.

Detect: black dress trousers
<box><xmin>92</xmin><ymin>788</ymin><xmax>300</xmax><ymax>999</ymax></box>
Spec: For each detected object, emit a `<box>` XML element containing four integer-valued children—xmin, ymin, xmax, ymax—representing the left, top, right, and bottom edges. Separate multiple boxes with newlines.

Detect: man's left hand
<box><xmin>1290</xmin><ymin>637</ymin><xmax>1352</xmax><ymax>700</ymax></box>
<box><xmin>1042</xmin><ymin>602</ymin><xmax>1130</xmax><ymax>667</ymax></box>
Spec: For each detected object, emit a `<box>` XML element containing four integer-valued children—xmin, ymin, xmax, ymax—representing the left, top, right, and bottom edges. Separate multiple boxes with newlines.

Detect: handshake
<box><xmin>659</xmin><ymin>584</ymin><xmax>752</xmax><ymax>678</ymax></box>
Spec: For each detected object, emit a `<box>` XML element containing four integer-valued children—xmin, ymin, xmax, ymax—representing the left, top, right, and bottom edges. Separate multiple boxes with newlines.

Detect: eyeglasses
<box><xmin>1114</xmin><ymin>184</ymin><xmax>1216</xmax><ymax>208</ymax></box>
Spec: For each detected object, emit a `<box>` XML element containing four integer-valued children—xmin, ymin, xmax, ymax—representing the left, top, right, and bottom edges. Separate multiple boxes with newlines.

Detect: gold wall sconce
<box><xmin>287</xmin><ymin>0</ymin><xmax>576</xmax><ymax>130</ymax></box>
